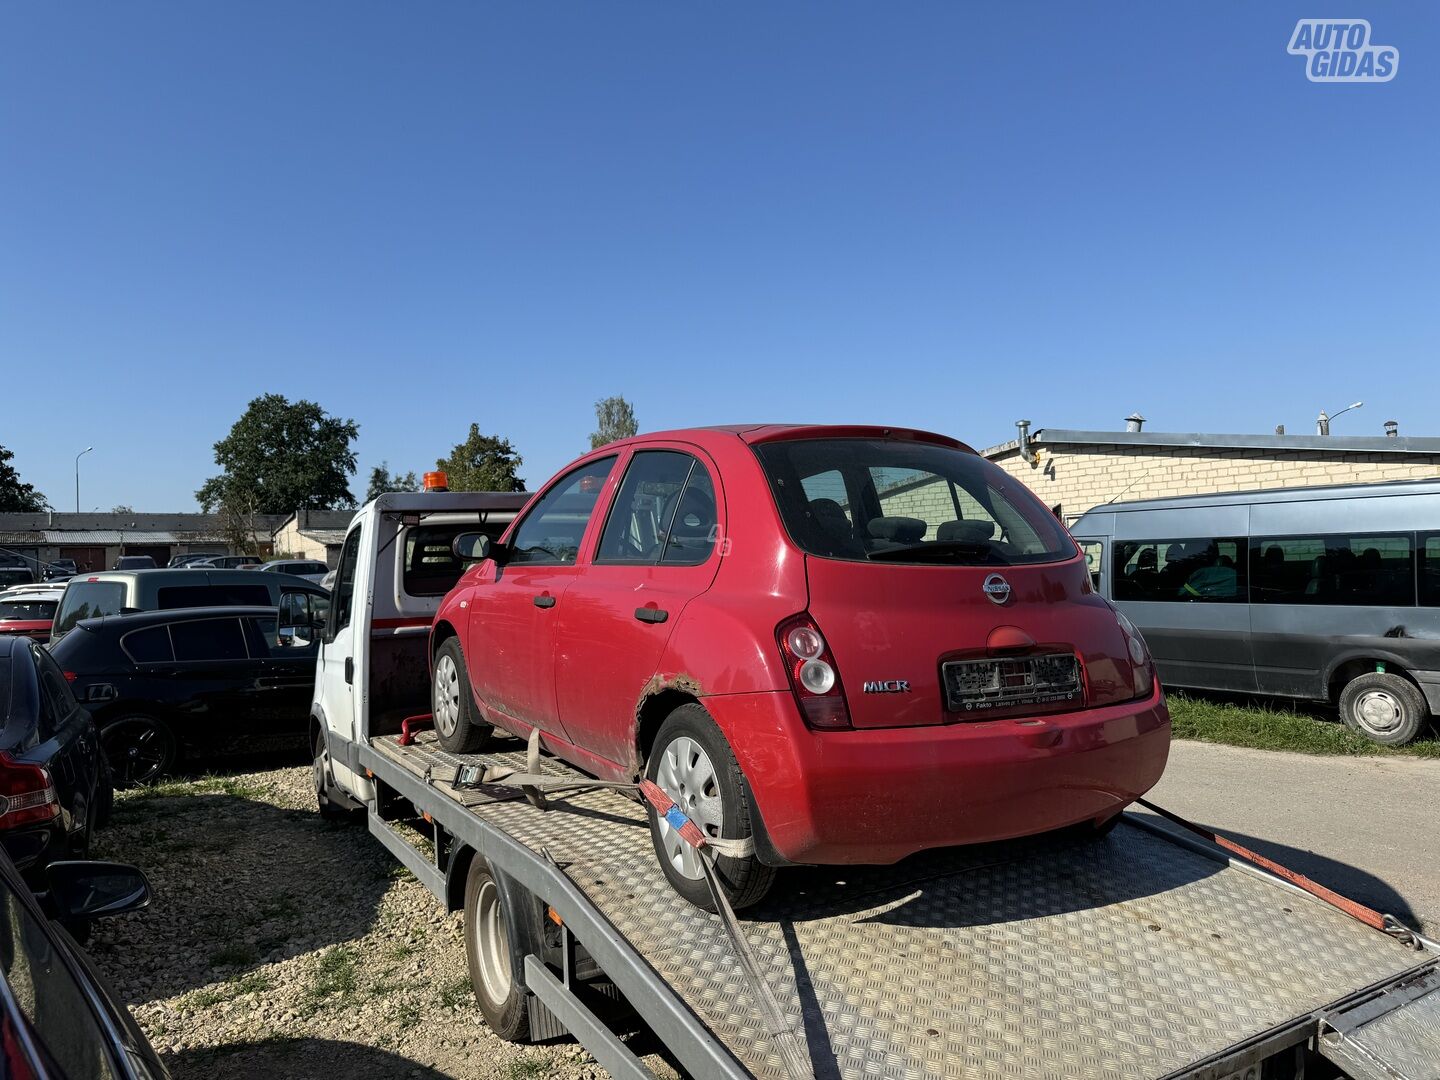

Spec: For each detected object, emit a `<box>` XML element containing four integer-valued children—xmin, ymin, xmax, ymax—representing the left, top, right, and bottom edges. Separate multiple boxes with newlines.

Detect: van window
<box><xmin>1252</xmin><ymin>534</ymin><xmax>1415</xmax><ymax>606</ymax></box>
<box><xmin>1421</xmin><ymin>535</ymin><xmax>1440</xmax><ymax>607</ymax></box>
<box><xmin>53</xmin><ymin>581</ymin><xmax>126</xmax><ymax>637</ymax></box>
<box><xmin>509</xmin><ymin>457</ymin><xmax>616</xmax><ymax>566</ymax></box>
<box><xmin>157</xmin><ymin>584</ymin><xmax>272</xmax><ymax>609</ymax></box>
<box><xmin>1114</xmin><ymin>538</ymin><xmax>1247</xmax><ymax>602</ymax></box>
<box><xmin>1077</xmin><ymin>541</ymin><xmax>1104</xmax><ymax>590</ymax></box>
<box><xmin>328</xmin><ymin>529</ymin><xmax>363</xmax><ymax>640</ymax></box>
<box><xmin>755</xmin><ymin>439</ymin><xmax>1075</xmax><ymax>565</ymax></box>
<box><xmin>172</xmin><ymin>618</ymin><xmax>248</xmax><ymax>662</ymax></box>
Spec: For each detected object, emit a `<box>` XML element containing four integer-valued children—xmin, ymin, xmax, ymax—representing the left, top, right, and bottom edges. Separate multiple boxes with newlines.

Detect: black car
<box><xmin>50</xmin><ymin>606</ymin><xmax>322</xmax><ymax>785</ymax></box>
<box><xmin>42</xmin><ymin>559</ymin><xmax>77</xmax><ymax>582</ymax></box>
<box><xmin>0</xmin><ymin>846</ymin><xmax>166</xmax><ymax>1079</ymax></box>
<box><xmin>0</xmin><ymin>637</ymin><xmax>109</xmax><ymax>884</ymax></box>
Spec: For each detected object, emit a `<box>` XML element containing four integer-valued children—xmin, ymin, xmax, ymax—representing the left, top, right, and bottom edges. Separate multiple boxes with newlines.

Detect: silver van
<box><xmin>1069</xmin><ymin>478</ymin><xmax>1440</xmax><ymax>745</ymax></box>
<box><xmin>50</xmin><ymin>569</ymin><xmax>328</xmax><ymax>647</ymax></box>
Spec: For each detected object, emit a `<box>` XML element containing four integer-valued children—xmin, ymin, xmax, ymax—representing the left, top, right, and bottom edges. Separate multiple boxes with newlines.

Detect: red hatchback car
<box><xmin>430</xmin><ymin>425</ymin><xmax>1170</xmax><ymax>908</ymax></box>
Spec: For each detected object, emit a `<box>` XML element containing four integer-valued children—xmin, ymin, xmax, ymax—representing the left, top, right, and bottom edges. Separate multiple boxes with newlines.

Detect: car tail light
<box><xmin>777</xmin><ymin>614</ymin><xmax>851</xmax><ymax>729</ymax></box>
<box><xmin>1114</xmin><ymin>609</ymin><xmax>1155</xmax><ymax>699</ymax></box>
<box><xmin>0</xmin><ymin>755</ymin><xmax>59</xmax><ymax>828</ymax></box>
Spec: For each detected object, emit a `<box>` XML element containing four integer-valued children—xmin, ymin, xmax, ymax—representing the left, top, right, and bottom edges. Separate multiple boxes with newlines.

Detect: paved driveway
<box><xmin>1136</xmin><ymin>740</ymin><xmax>1440</xmax><ymax>935</ymax></box>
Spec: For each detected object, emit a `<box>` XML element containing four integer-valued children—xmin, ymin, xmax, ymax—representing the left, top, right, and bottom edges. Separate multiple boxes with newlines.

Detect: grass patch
<box><xmin>208</xmin><ymin>943</ymin><xmax>260</xmax><ymax>968</ymax></box>
<box><xmin>1168</xmin><ymin>693</ymin><xmax>1440</xmax><ymax>758</ymax></box>
<box><xmin>180</xmin><ymin>971</ymin><xmax>272</xmax><ymax>1009</ymax></box>
<box><xmin>506</xmin><ymin>1060</ymin><xmax>552</xmax><ymax>1080</ymax></box>
<box><xmin>122</xmin><ymin>775</ymin><xmax>269</xmax><ymax>802</ymax></box>
<box><xmin>299</xmin><ymin>946</ymin><xmax>357</xmax><ymax>1015</ymax></box>
<box><xmin>385</xmin><ymin>940</ymin><xmax>419</xmax><ymax>962</ymax></box>
<box><xmin>438</xmin><ymin>975</ymin><xmax>474</xmax><ymax>1009</ymax></box>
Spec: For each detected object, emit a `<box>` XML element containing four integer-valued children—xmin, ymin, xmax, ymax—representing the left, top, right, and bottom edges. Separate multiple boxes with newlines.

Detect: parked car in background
<box><xmin>50</xmin><ymin>567</ymin><xmax>328</xmax><ymax>647</ymax></box>
<box><xmin>429</xmin><ymin>425</ymin><xmax>1168</xmax><ymax>908</ymax></box>
<box><xmin>0</xmin><ymin>636</ymin><xmax>110</xmax><ymax>883</ymax></box>
<box><xmin>260</xmin><ymin>557</ymin><xmax>329</xmax><ymax>584</ymax></box>
<box><xmin>52</xmin><ymin>605</ymin><xmax>325</xmax><ymax>785</ymax></box>
<box><xmin>0</xmin><ymin>846</ymin><xmax>166</xmax><ymax>1080</ymax></box>
<box><xmin>189</xmin><ymin>554</ymin><xmax>262</xmax><ymax>570</ymax></box>
<box><xmin>0</xmin><ymin>566</ymin><xmax>36</xmax><ymax>589</ymax></box>
<box><xmin>42</xmin><ymin>558</ymin><xmax>78</xmax><ymax>581</ymax></box>
<box><xmin>112</xmin><ymin>555</ymin><xmax>156</xmax><ymax>570</ymax></box>
<box><xmin>167</xmin><ymin>553</ymin><xmax>217</xmax><ymax>567</ymax></box>
<box><xmin>0</xmin><ymin>589</ymin><xmax>61</xmax><ymax>643</ymax></box>
<box><xmin>1070</xmin><ymin>478</ymin><xmax>1440</xmax><ymax>745</ymax></box>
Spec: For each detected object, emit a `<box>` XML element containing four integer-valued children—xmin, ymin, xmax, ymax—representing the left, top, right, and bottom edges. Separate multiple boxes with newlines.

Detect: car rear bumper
<box><xmin>706</xmin><ymin>684</ymin><xmax>1171</xmax><ymax>865</ymax></box>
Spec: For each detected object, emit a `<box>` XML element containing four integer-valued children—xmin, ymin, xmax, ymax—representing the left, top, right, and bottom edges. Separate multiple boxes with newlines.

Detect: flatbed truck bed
<box><xmin>357</xmin><ymin>728</ymin><xmax>1440</xmax><ymax>1080</ymax></box>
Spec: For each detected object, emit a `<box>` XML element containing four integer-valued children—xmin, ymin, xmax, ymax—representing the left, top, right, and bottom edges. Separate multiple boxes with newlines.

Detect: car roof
<box><xmin>590</xmin><ymin>424</ymin><xmax>975</xmax><ymax>455</ymax></box>
<box><xmin>78</xmin><ymin>605</ymin><xmax>282</xmax><ymax>631</ymax></box>
<box><xmin>1078</xmin><ymin>476</ymin><xmax>1440</xmax><ymax>516</ymax></box>
<box><xmin>0</xmin><ymin>590</ymin><xmax>59</xmax><ymax>603</ymax></box>
<box><xmin>70</xmin><ymin>568</ymin><xmax>322</xmax><ymax>587</ymax></box>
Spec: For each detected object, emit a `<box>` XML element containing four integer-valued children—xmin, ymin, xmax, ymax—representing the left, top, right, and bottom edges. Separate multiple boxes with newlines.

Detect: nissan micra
<box><xmin>430</xmin><ymin>425</ymin><xmax>1170</xmax><ymax>909</ymax></box>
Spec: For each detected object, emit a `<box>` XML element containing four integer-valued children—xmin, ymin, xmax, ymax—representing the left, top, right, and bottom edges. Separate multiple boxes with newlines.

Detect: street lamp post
<box><xmin>1316</xmin><ymin>401</ymin><xmax>1363</xmax><ymax>436</ymax></box>
<box><xmin>75</xmin><ymin>447</ymin><xmax>94</xmax><ymax>513</ymax></box>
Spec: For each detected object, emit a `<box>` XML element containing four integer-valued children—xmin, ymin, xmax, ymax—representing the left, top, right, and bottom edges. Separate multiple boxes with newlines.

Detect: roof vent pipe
<box><xmin>1275</xmin><ymin>424</ymin><xmax>1285</xmax><ymax>436</ymax></box>
<box><xmin>1015</xmin><ymin>419</ymin><xmax>1037</xmax><ymax>465</ymax></box>
<box><xmin>1125</xmin><ymin>413</ymin><xmax>1145</xmax><ymax>433</ymax></box>
<box><xmin>1385</xmin><ymin>420</ymin><xmax>1399</xmax><ymax>438</ymax></box>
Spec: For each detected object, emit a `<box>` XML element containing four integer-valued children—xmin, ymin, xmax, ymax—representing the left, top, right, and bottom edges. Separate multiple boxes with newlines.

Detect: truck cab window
<box><xmin>328</xmin><ymin>529</ymin><xmax>363</xmax><ymax>640</ymax></box>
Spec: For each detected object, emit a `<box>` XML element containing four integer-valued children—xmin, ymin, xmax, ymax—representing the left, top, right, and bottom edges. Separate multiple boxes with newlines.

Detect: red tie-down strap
<box><xmin>638</xmin><ymin>779</ymin><xmax>709</xmax><ymax>850</ymax></box>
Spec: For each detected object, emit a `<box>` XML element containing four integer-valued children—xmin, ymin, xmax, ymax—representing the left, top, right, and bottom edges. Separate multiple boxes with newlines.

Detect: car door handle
<box><xmin>344</xmin><ymin>657</ymin><xmax>354</xmax><ymax>684</ymax></box>
<box><xmin>533</xmin><ymin>594</ymin><xmax>557</xmax><ymax>609</ymax></box>
<box><xmin>634</xmin><ymin>606</ymin><xmax>669</xmax><ymax>624</ymax></box>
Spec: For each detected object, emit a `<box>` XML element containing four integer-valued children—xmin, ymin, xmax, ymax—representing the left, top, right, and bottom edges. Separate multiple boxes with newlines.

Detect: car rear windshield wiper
<box><xmin>866</xmin><ymin>540</ymin><xmax>1003</xmax><ymax>564</ymax></box>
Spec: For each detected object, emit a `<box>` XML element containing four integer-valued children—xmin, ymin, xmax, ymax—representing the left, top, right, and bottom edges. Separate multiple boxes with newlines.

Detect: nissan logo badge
<box><xmin>982</xmin><ymin>573</ymin><xmax>1011</xmax><ymax>604</ymax></box>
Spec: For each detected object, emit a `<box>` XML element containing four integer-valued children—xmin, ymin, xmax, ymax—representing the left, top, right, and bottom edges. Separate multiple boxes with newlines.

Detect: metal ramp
<box><xmin>368</xmin><ymin>731</ymin><xmax>1438</xmax><ymax>1080</ymax></box>
<box><xmin>1318</xmin><ymin>966</ymin><xmax>1440</xmax><ymax>1080</ymax></box>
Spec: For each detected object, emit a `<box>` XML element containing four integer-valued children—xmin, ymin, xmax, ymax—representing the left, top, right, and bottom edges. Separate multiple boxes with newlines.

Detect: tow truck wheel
<box><xmin>1339</xmin><ymin>671</ymin><xmax>1428</xmax><ymax>746</ymax></box>
<box><xmin>645</xmin><ymin>704</ymin><xmax>776</xmax><ymax>913</ymax></box>
<box><xmin>433</xmin><ymin>638</ymin><xmax>493</xmax><ymax>754</ymax></box>
<box><xmin>313</xmin><ymin>730</ymin><xmax>361</xmax><ymax>822</ymax></box>
<box><xmin>463</xmin><ymin>858</ymin><xmax>530</xmax><ymax>1042</ymax></box>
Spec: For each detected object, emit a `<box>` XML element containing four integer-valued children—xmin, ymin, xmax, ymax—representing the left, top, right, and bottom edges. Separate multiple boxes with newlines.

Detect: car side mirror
<box><xmin>44</xmin><ymin>861</ymin><xmax>151</xmax><ymax>920</ymax></box>
<box><xmin>452</xmin><ymin>532</ymin><xmax>495</xmax><ymax>563</ymax></box>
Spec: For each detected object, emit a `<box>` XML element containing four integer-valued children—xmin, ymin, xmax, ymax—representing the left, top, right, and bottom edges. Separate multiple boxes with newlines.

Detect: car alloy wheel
<box><xmin>101</xmin><ymin>718</ymin><xmax>171</xmax><ymax>787</ymax></box>
<box><xmin>433</xmin><ymin>652</ymin><xmax>461</xmax><ymax>739</ymax></box>
<box><xmin>653</xmin><ymin>735</ymin><xmax>724</xmax><ymax>881</ymax></box>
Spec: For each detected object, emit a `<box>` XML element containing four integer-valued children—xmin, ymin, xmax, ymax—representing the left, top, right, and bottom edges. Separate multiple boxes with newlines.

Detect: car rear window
<box><xmin>157</xmin><ymin>584</ymin><xmax>272</xmax><ymax>609</ymax></box>
<box><xmin>753</xmin><ymin>438</ymin><xmax>1076</xmax><ymax>566</ymax></box>
<box><xmin>54</xmin><ymin>582</ymin><xmax>126</xmax><ymax>636</ymax></box>
<box><xmin>0</xmin><ymin>601</ymin><xmax>56</xmax><ymax>621</ymax></box>
<box><xmin>172</xmin><ymin>618</ymin><xmax>248</xmax><ymax>662</ymax></box>
<box><xmin>403</xmin><ymin>524</ymin><xmax>504</xmax><ymax>597</ymax></box>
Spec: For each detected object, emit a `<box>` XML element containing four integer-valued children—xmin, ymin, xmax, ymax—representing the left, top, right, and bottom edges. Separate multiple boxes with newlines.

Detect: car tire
<box><xmin>432</xmin><ymin>638</ymin><xmax>493</xmax><ymax>754</ymax></box>
<box><xmin>463</xmin><ymin>858</ymin><xmax>530</xmax><ymax>1042</ymax></box>
<box><xmin>1339</xmin><ymin>671</ymin><xmax>1429</xmax><ymax>746</ymax></box>
<box><xmin>313</xmin><ymin>729</ymin><xmax>363</xmax><ymax>822</ymax></box>
<box><xmin>99</xmin><ymin>715</ymin><xmax>177</xmax><ymax>788</ymax></box>
<box><xmin>645</xmin><ymin>704</ymin><xmax>776</xmax><ymax>912</ymax></box>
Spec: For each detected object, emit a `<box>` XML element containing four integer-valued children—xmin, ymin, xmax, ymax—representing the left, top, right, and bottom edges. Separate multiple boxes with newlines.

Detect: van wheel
<box><xmin>433</xmin><ymin>638</ymin><xmax>493</xmax><ymax>754</ymax></box>
<box><xmin>463</xmin><ymin>858</ymin><xmax>529</xmax><ymax>1042</ymax></box>
<box><xmin>1339</xmin><ymin>672</ymin><xmax>1428</xmax><ymax>746</ymax></box>
<box><xmin>313</xmin><ymin>730</ymin><xmax>362</xmax><ymax>822</ymax></box>
<box><xmin>99</xmin><ymin>716</ymin><xmax>176</xmax><ymax>788</ymax></box>
<box><xmin>645</xmin><ymin>704</ymin><xmax>776</xmax><ymax>912</ymax></box>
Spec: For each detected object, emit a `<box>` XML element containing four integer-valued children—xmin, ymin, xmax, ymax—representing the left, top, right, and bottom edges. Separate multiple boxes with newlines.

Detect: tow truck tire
<box><xmin>463</xmin><ymin>858</ymin><xmax>529</xmax><ymax>1042</ymax></box>
<box><xmin>433</xmin><ymin>638</ymin><xmax>493</xmax><ymax>754</ymax></box>
<box><xmin>1339</xmin><ymin>671</ymin><xmax>1428</xmax><ymax>746</ymax></box>
<box><xmin>313</xmin><ymin>729</ymin><xmax>362</xmax><ymax>823</ymax></box>
<box><xmin>645</xmin><ymin>705</ymin><xmax>776</xmax><ymax>913</ymax></box>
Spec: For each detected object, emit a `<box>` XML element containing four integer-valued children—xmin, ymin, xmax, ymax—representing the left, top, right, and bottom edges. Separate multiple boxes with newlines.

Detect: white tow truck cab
<box><xmin>310</xmin><ymin>484</ymin><xmax>527</xmax><ymax>809</ymax></box>
<box><xmin>309</xmin><ymin>485</ymin><xmax>1440</xmax><ymax>1080</ymax></box>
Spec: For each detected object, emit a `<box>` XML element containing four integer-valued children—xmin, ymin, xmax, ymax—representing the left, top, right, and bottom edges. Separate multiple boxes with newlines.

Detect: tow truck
<box><xmin>311</xmin><ymin>484</ymin><xmax>1440</xmax><ymax>1080</ymax></box>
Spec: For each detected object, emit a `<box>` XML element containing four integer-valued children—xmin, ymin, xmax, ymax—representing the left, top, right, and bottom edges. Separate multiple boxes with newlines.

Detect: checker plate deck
<box><xmin>373</xmin><ymin>731</ymin><xmax>1426</xmax><ymax>1080</ymax></box>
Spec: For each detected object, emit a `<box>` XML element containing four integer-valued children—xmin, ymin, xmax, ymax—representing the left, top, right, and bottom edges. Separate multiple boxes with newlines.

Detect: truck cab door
<box><xmin>317</xmin><ymin>526</ymin><xmax>364</xmax><ymax>791</ymax></box>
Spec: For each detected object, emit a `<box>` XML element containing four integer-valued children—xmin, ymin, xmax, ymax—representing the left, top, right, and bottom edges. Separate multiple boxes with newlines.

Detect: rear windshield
<box><xmin>403</xmin><ymin>524</ymin><xmax>507</xmax><ymax>597</ymax></box>
<box><xmin>0</xmin><ymin>601</ymin><xmax>56</xmax><ymax>621</ymax></box>
<box><xmin>54</xmin><ymin>581</ymin><xmax>126</xmax><ymax>636</ymax></box>
<box><xmin>753</xmin><ymin>438</ymin><xmax>1076</xmax><ymax>566</ymax></box>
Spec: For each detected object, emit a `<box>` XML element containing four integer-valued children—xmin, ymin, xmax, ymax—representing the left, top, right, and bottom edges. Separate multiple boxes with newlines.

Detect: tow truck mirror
<box><xmin>452</xmin><ymin>532</ymin><xmax>494</xmax><ymax>563</ymax></box>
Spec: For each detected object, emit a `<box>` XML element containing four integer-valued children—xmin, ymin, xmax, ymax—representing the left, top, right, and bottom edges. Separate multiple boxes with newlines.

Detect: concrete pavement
<box><xmin>1135</xmin><ymin>739</ymin><xmax>1440</xmax><ymax>935</ymax></box>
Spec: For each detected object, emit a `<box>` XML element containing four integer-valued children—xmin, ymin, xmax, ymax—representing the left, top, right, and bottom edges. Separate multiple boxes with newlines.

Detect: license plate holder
<box><xmin>942</xmin><ymin>653</ymin><xmax>1081</xmax><ymax>714</ymax></box>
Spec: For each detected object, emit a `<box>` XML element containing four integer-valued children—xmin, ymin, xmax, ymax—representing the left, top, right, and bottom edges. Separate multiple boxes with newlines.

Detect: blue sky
<box><xmin>2</xmin><ymin>3</ymin><xmax>1436</xmax><ymax>510</ymax></box>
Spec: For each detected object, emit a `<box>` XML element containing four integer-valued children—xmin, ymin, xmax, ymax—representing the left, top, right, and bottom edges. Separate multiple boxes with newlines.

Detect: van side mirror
<box><xmin>452</xmin><ymin>532</ymin><xmax>494</xmax><ymax>563</ymax></box>
<box><xmin>44</xmin><ymin>861</ymin><xmax>152</xmax><ymax>920</ymax></box>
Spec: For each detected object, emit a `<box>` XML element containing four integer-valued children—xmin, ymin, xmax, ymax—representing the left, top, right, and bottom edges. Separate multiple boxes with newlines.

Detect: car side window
<box><xmin>328</xmin><ymin>529</ymin><xmax>363</xmax><ymax>641</ymax></box>
<box><xmin>596</xmin><ymin>451</ymin><xmax>702</xmax><ymax>564</ymax></box>
<box><xmin>172</xmin><ymin>618</ymin><xmax>248</xmax><ymax>662</ymax></box>
<box><xmin>508</xmin><ymin>457</ymin><xmax>616</xmax><ymax>566</ymax></box>
<box><xmin>122</xmin><ymin>626</ymin><xmax>175</xmax><ymax>664</ymax></box>
<box><xmin>0</xmin><ymin>874</ymin><xmax>121</xmax><ymax>1080</ymax></box>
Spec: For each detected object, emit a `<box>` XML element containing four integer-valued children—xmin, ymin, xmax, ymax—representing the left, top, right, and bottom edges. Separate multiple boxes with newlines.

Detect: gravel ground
<box><xmin>87</xmin><ymin>757</ymin><xmax>682</xmax><ymax>1080</ymax></box>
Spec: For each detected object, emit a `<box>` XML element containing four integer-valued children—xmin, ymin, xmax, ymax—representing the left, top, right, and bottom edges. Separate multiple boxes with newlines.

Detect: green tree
<box><xmin>436</xmin><ymin>424</ymin><xmax>525</xmax><ymax>492</ymax></box>
<box><xmin>0</xmin><ymin>445</ymin><xmax>49</xmax><ymax>512</ymax></box>
<box><xmin>365</xmin><ymin>462</ymin><xmax>420</xmax><ymax>503</ymax></box>
<box><xmin>589</xmin><ymin>395</ymin><xmax>638</xmax><ymax>449</ymax></box>
<box><xmin>111</xmin><ymin>504</ymin><xmax>134</xmax><ymax>514</ymax></box>
<box><xmin>196</xmin><ymin>394</ymin><xmax>359</xmax><ymax>514</ymax></box>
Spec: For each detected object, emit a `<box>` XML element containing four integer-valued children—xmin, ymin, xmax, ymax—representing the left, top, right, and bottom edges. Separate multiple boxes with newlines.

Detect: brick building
<box><xmin>981</xmin><ymin>422</ymin><xmax>1440</xmax><ymax>525</ymax></box>
<box><xmin>0</xmin><ymin>512</ymin><xmax>286</xmax><ymax>575</ymax></box>
<box><xmin>270</xmin><ymin>508</ymin><xmax>355</xmax><ymax>567</ymax></box>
